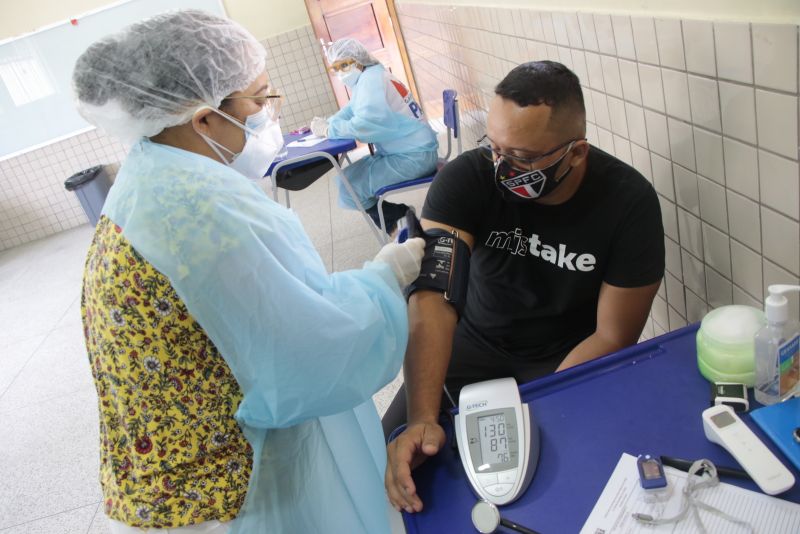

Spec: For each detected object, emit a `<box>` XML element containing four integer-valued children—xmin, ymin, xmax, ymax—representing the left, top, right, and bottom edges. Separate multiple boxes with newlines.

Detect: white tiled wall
<box><xmin>397</xmin><ymin>2</ymin><xmax>800</xmax><ymax>338</ymax></box>
<box><xmin>263</xmin><ymin>25</ymin><xmax>339</xmax><ymax>133</ymax></box>
<box><xmin>0</xmin><ymin>24</ymin><xmax>338</xmax><ymax>253</ymax></box>
<box><xmin>0</xmin><ymin>130</ymin><xmax>126</xmax><ymax>252</ymax></box>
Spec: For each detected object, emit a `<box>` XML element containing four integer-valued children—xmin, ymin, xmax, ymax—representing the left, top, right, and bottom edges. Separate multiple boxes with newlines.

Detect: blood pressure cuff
<box><xmin>405</xmin><ymin>228</ymin><xmax>471</xmax><ymax>316</ymax></box>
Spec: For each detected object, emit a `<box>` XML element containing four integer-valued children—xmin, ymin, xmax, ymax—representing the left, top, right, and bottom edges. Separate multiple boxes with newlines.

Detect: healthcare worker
<box><xmin>73</xmin><ymin>10</ymin><xmax>424</xmax><ymax>534</ymax></box>
<box><xmin>310</xmin><ymin>38</ymin><xmax>439</xmax><ymax>234</ymax></box>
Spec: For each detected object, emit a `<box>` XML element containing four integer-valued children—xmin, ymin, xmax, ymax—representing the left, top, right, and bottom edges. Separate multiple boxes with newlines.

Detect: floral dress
<box><xmin>81</xmin><ymin>216</ymin><xmax>252</xmax><ymax>528</ymax></box>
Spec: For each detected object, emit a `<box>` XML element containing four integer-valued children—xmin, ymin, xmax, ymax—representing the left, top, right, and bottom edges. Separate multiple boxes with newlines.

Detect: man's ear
<box><xmin>570</xmin><ymin>140</ymin><xmax>590</xmax><ymax>167</ymax></box>
<box><xmin>191</xmin><ymin>107</ymin><xmax>215</xmax><ymax>137</ymax></box>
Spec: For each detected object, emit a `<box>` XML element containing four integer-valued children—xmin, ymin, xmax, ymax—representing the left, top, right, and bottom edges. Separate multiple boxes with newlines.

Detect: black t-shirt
<box><xmin>422</xmin><ymin>146</ymin><xmax>665</xmax><ymax>362</ymax></box>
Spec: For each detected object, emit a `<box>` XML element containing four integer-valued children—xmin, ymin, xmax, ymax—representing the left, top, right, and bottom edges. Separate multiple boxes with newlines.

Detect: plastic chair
<box><xmin>373</xmin><ymin>89</ymin><xmax>461</xmax><ymax>243</ymax></box>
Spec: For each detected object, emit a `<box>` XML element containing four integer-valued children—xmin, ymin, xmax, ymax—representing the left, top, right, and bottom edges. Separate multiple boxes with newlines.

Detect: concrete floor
<box><xmin>0</xmin><ymin>166</ymin><xmax>424</xmax><ymax>533</ymax></box>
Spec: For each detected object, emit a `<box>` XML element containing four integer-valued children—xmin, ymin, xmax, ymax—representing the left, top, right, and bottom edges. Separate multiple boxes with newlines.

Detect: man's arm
<box><xmin>404</xmin><ymin>290</ymin><xmax>458</xmax><ymax>423</ymax></box>
<box><xmin>556</xmin><ymin>280</ymin><xmax>661</xmax><ymax>371</ymax></box>
<box><xmin>385</xmin><ymin>219</ymin><xmax>474</xmax><ymax>513</ymax></box>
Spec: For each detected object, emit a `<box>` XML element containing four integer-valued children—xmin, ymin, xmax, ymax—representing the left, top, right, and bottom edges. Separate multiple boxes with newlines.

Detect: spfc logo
<box><xmin>498</xmin><ymin>169</ymin><xmax>547</xmax><ymax>199</ymax></box>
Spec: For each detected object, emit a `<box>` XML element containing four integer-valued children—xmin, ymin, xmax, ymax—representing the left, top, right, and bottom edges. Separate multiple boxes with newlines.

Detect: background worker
<box><xmin>310</xmin><ymin>38</ymin><xmax>439</xmax><ymax>234</ymax></box>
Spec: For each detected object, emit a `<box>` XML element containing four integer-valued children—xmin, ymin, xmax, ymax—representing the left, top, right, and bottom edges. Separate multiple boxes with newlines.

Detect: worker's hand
<box><xmin>385</xmin><ymin>421</ymin><xmax>446</xmax><ymax>513</ymax></box>
<box><xmin>310</xmin><ymin>116</ymin><xmax>329</xmax><ymax>137</ymax></box>
<box><xmin>373</xmin><ymin>237</ymin><xmax>424</xmax><ymax>287</ymax></box>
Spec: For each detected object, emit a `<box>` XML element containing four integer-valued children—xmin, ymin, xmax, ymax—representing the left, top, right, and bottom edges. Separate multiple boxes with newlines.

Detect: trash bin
<box><xmin>64</xmin><ymin>165</ymin><xmax>112</xmax><ymax>226</ymax></box>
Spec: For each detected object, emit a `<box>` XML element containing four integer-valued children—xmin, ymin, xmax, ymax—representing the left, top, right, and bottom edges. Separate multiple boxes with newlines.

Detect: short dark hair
<box><xmin>495</xmin><ymin>61</ymin><xmax>586</xmax><ymax>135</ymax></box>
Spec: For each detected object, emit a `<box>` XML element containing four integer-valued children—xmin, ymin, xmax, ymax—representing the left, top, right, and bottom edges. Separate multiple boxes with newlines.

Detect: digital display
<box><xmin>711</xmin><ymin>411</ymin><xmax>737</xmax><ymax>428</ymax></box>
<box><xmin>478</xmin><ymin>413</ymin><xmax>509</xmax><ymax>465</ymax></box>
<box><xmin>641</xmin><ymin>459</ymin><xmax>662</xmax><ymax>479</ymax></box>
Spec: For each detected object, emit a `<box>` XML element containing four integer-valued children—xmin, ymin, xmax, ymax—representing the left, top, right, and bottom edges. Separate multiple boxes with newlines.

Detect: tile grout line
<box><xmin>408</xmin><ymin>7</ymin><xmax>800</xmax><ymax>289</ymax></box>
<box><xmin>0</xmin><ymin>501</ymin><xmax>101</xmax><ymax>532</ymax></box>
<box><xmin>0</xmin><ymin>334</ymin><xmax>50</xmax><ymax>401</ymax></box>
<box><xmin>85</xmin><ymin>501</ymin><xmax>103</xmax><ymax>534</ymax></box>
<box><xmin>0</xmin><ymin>294</ymin><xmax>81</xmax><ymax>401</ymax></box>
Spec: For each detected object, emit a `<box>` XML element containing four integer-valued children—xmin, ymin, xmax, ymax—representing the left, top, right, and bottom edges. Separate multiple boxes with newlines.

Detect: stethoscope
<box><xmin>471</xmin><ymin>500</ymin><xmax>542</xmax><ymax>534</ymax></box>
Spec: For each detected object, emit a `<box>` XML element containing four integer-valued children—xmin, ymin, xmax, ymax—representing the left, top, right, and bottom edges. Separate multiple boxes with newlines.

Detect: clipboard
<box><xmin>751</xmin><ymin>396</ymin><xmax>800</xmax><ymax>471</ymax></box>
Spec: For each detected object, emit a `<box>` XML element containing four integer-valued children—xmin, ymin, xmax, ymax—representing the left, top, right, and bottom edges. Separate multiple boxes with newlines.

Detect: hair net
<box><xmin>325</xmin><ymin>38</ymin><xmax>379</xmax><ymax>67</ymax></box>
<box><xmin>72</xmin><ymin>9</ymin><xmax>266</xmax><ymax>142</ymax></box>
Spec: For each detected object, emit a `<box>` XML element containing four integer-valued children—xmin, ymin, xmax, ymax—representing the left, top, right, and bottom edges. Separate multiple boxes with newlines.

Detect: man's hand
<box><xmin>385</xmin><ymin>421</ymin><xmax>446</xmax><ymax>513</ymax></box>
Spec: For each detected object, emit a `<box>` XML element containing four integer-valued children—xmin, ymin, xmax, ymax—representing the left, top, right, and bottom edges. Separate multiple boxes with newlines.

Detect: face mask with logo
<box><xmin>337</xmin><ymin>67</ymin><xmax>362</xmax><ymax>87</ymax></box>
<box><xmin>198</xmin><ymin>106</ymin><xmax>284</xmax><ymax>180</ymax></box>
<box><xmin>493</xmin><ymin>144</ymin><xmax>575</xmax><ymax>202</ymax></box>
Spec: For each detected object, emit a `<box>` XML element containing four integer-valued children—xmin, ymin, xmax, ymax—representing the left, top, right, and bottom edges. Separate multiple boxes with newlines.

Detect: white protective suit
<box><xmin>72</xmin><ymin>9</ymin><xmax>410</xmax><ymax>534</ymax></box>
<box><xmin>328</xmin><ymin>64</ymin><xmax>439</xmax><ymax>209</ymax></box>
<box><xmin>103</xmin><ymin>138</ymin><xmax>407</xmax><ymax>533</ymax></box>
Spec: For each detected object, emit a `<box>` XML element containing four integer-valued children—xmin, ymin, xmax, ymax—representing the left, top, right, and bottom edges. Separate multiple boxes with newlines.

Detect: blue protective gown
<box><xmin>102</xmin><ymin>138</ymin><xmax>407</xmax><ymax>533</ymax></box>
<box><xmin>327</xmin><ymin>64</ymin><xmax>439</xmax><ymax>209</ymax></box>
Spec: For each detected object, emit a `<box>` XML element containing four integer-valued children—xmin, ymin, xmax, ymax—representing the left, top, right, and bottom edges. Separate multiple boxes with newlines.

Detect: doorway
<box><xmin>304</xmin><ymin>0</ymin><xmax>419</xmax><ymax>109</ymax></box>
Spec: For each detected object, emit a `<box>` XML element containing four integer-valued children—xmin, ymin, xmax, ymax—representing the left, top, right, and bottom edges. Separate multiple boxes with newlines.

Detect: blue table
<box><xmin>266</xmin><ymin>131</ymin><xmax>356</xmax><ymax>178</ymax></box>
<box><xmin>399</xmin><ymin>324</ymin><xmax>800</xmax><ymax>533</ymax></box>
<box><xmin>265</xmin><ymin>132</ymin><xmax>384</xmax><ymax>245</ymax></box>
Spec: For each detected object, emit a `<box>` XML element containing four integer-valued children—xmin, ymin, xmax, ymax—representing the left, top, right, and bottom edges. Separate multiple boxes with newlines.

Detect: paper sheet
<box><xmin>287</xmin><ymin>135</ymin><xmax>326</xmax><ymax>148</ymax></box>
<box><xmin>580</xmin><ymin>453</ymin><xmax>800</xmax><ymax>534</ymax></box>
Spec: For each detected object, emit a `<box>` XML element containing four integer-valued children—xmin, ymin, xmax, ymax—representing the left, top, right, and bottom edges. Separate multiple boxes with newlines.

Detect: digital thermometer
<box><xmin>702</xmin><ymin>404</ymin><xmax>795</xmax><ymax>495</ymax></box>
<box><xmin>454</xmin><ymin>378</ymin><xmax>539</xmax><ymax>505</ymax></box>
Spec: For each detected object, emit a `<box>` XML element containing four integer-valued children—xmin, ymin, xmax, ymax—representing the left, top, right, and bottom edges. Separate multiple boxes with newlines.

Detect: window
<box><xmin>0</xmin><ymin>56</ymin><xmax>54</xmax><ymax>106</ymax></box>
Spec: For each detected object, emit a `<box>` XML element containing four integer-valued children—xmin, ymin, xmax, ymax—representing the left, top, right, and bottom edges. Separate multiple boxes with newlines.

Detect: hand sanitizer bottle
<box><xmin>754</xmin><ymin>285</ymin><xmax>800</xmax><ymax>405</ymax></box>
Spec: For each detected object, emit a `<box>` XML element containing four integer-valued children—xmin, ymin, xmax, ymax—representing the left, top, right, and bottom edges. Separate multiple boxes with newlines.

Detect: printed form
<box><xmin>580</xmin><ymin>453</ymin><xmax>800</xmax><ymax>533</ymax></box>
<box><xmin>287</xmin><ymin>135</ymin><xmax>326</xmax><ymax>148</ymax></box>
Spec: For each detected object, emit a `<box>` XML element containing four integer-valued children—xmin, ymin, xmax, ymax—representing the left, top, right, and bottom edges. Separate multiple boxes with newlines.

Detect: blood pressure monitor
<box><xmin>454</xmin><ymin>378</ymin><xmax>539</xmax><ymax>505</ymax></box>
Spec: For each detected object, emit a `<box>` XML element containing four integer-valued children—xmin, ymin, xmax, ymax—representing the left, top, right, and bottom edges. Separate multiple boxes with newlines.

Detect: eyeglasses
<box><xmin>477</xmin><ymin>134</ymin><xmax>583</xmax><ymax>170</ymax></box>
<box><xmin>223</xmin><ymin>86</ymin><xmax>283</xmax><ymax>120</ymax></box>
<box><xmin>327</xmin><ymin>59</ymin><xmax>358</xmax><ymax>73</ymax></box>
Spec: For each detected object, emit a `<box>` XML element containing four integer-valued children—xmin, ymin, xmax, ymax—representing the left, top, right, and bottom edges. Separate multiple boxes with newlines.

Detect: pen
<box><xmin>660</xmin><ymin>455</ymin><xmax>752</xmax><ymax>481</ymax></box>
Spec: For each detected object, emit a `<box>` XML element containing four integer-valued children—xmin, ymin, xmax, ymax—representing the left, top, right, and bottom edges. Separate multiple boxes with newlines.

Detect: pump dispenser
<box><xmin>754</xmin><ymin>285</ymin><xmax>800</xmax><ymax>405</ymax></box>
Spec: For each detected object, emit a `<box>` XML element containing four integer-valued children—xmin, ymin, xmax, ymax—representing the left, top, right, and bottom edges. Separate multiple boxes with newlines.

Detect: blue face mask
<box><xmin>337</xmin><ymin>68</ymin><xmax>362</xmax><ymax>87</ymax></box>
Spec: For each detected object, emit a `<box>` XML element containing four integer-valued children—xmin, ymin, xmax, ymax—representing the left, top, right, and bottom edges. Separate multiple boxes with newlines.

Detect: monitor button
<box><xmin>484</xmin><ymin>483</ymin><xmax>513</xmax><ymax>497</ymax></box>
<box><xmin>498</xmin><ymin>468</ymin><xmax>518</xmax><ymax>484</ymax></box>
<box><xmin>477</xmin><ymin>473</ymin><xmax>498</xmax><ymax>487</ymax></box>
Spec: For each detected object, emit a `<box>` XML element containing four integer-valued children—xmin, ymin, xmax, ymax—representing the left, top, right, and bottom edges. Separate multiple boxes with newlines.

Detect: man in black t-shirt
<box><xmin>385</xmin><ymin>61</ymin><xmax>665</xmax><ymax>514</ymax></box>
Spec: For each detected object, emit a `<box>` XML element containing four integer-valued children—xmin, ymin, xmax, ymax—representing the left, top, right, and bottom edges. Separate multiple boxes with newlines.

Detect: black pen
<box><xmin>660</xmin><ymin>455</ymin><xmax>752</xmax><ymax>481</ymax></box>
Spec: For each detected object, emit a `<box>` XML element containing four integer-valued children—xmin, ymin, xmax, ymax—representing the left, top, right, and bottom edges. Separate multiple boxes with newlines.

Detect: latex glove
<box><xmin>310</xmin><ymin>116</ymin><xmax>329</xmax><ymax>138</ymax></box>
<box><xmin>372</xmin><ymin>237</ymin><xmax>425</xmax><ymax>287</ymax></box>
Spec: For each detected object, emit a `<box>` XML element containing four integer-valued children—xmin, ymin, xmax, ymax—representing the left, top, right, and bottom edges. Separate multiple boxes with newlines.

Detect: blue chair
<box><xmin>374</xmin><ymin>89</ymin><xmax>461</xmax><ymax>242</ymax></box>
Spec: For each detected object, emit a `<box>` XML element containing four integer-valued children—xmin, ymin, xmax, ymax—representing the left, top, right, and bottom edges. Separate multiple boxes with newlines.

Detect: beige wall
<box><xmin>407</xmin><ymin>0</ymin><xmax>800</xmax><ymax>24</ymax></box>
<box><xmin>0</xmin><ymin>0</ymin><xmax>311</xmax><ymax>41</ymax></box>
<box><xmin>225</xmin><ymin>0</ymin><xmax>311</xmax><ymax>39</ymax></box>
